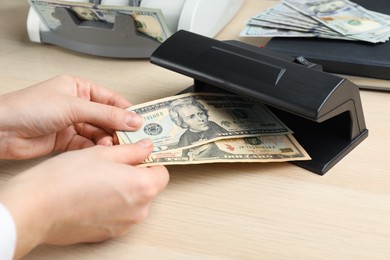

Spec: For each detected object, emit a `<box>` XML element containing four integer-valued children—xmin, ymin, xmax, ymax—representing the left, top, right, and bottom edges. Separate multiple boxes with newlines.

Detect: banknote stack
<box><xmin>117</xmin><ymin>92</ymin><xmax>311</xmax><ymax>166</ymax></box>
<box><xmin>28</xmin><ymin>0</ymin><xmax>171</xmax><ymax>43</ymax></box>
<box><xmin>240</xmin><ymin>0</ymin><xmax>390</xmax><ymax>43</ymax></box>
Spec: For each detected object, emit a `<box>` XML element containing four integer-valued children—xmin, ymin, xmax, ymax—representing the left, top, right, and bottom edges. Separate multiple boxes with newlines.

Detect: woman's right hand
<box><xmin>0</xmin><ymin>139</ymin><xmax>169</xmax><ymax>259</ymax></box>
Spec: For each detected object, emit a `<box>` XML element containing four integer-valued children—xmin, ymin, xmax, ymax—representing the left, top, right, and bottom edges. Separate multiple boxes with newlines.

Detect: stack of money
<box><xmin>28</xmin><ymin>0</ymin><xmax>172</xmax><ymax>43</ymax></box>
<box><xmin>117</xmin><ymin>92</ymin><xmax>311</xmax><ymax>166</ymax></box>
<box><xmin>240</xmin><ymin>0</ymin><xmax>390</xmax><ymax>43</ymax></box>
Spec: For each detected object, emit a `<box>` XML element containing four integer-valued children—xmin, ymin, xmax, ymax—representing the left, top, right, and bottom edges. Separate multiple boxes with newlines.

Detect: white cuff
<box><xmin>0</xmin><ymin>203</ymin><xmax>16</xmax><ymax>260</ymax></box>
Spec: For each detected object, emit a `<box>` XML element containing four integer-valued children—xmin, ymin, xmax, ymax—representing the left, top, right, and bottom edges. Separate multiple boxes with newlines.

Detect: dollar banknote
<box><xmin>240</xmin><ymin>1</ymin><xmax>390</xmax><ymax>43</ymax></box>
<box><xmin>282</xmin><ymin>0</ymin><xmax>388</xmax><ymax>34</ymax></box>
<box><xmin>240</xmin><ymin>25</ymin><xmax>316</xmax><ymax>38</ymax></box>
<box><xmin>241</xmin><ymin>3</ymin><xmax>339</xmax><ymax>39</ymax></box>
<box><xmin>240</xmin><ymin>24</ymin><xmax>351</xmax><ymax>40</ymax></box>
<box><xmin>262</xmin><ymin>3</ymin><xmax>320</xmax><ymax>26</ymax></box>
<box><xmin>248</xmin><ymin>19</ymin><xmax>316</xmax><ymax>32</ymax></box>
<box><xmin>140</xmin><ymin>134</ymin><xmax>311</xmax><ymax>166</ymax></box>
<box><xmin>28</xmin><ymin>0</ymin><xmax>171</xmax><ymax>42</ymax></box>
<box><xmin>117</xmin><ymin>92</ymin><xmax>292</xmax><ymax>153</ymax></box>
<box><xmin>250</xmin><ymin>4</ymin><xmax>319</xmax><ymax>30</ymax></box>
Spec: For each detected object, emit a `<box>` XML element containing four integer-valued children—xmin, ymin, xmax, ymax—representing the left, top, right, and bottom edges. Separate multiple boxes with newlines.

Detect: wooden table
<box><xmin>1</xmin><ymin>1</ymin><xmax>390</xmax><ymax>259</ymax></box>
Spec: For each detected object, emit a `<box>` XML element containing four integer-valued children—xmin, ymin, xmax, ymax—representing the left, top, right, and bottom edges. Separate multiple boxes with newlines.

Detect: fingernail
<box><xmin>126</xmin><ymin>112</ymin><xmax>143</xmax><ymax>127</ymax></box>
<box><xmin>137</xmin><ymin>138</ymin><xmax>153</xmax><ymax>148</ymax></box>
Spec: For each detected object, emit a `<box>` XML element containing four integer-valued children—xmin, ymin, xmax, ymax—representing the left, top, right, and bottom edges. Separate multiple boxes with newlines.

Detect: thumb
<box><xmin>72</xmin><ymin>100</ymin><xmax>143</xmax><ymax>131</ymax></box>
<box><xmin>95</xmin><ymin>138</ymin><xmax>155</xmax><ymax>165</ymax></box>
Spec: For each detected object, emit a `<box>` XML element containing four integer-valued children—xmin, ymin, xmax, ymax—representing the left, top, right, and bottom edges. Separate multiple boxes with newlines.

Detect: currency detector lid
<box><xmin>150</xmin><ymin>30</ymin><xmax>368</xmax><ymax>175</ymax></box>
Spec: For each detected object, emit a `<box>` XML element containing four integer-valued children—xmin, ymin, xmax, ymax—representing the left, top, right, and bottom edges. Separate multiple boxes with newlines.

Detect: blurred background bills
<box><xmin>240</xmin><ymin>0</ymin><xmax>390</xmax><ymax>43</ymax></box>
<box><xmin>28</xmin><ymin>0</ymin><xmax>172</xmax><ymax>43</ymax></box>
<box><xmin>117</xmin><ymin>92</ymin><xmax>311</xmax><ymax>166</ymax></box>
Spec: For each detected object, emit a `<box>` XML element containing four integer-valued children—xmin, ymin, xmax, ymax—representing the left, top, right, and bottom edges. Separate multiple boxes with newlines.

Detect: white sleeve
<box><xmin>0</xmin><ymin>203</ymin><xmax>16</xmax><ymax>260</ymax></box>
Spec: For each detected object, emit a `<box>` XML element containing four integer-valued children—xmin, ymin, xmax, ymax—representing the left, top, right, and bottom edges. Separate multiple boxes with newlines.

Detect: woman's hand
<box><xmin>0</xmin><ymin>139</ymin><xmax>169</xmax><ymax>259</ymax></box>
<box><xmin>0</xmin><ymin>75</ymin><xmax>143</xmax><ymax>159</ymax></box>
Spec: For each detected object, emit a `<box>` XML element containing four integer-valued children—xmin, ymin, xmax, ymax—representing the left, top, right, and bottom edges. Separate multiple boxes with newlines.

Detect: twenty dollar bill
<box><xmin>117</xmin><ymin>92</ymin><xmax>292</xmax><ymax>153</ymax></box>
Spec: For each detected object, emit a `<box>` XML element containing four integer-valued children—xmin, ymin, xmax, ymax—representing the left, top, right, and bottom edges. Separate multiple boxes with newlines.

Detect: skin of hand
<box><xmin>0</xmin><ymin>75</ymin><xmax>143</xmax><ymax>160</ymax></box>
<box><xmin>0</xmin><ymin>76</ymin><xmax>170</xmax><ymax>258</ymax></box>
<box><xmin>0</xmin><ymin>140</ymin><xmax>169</xmax><ymax>259</ymax></box>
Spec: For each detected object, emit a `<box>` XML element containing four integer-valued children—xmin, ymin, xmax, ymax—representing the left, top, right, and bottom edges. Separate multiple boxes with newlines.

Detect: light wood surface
<box><xmin>1</xmin><ymin>1</ymin><xmax>390</xmax><ymax>259</ymax></box>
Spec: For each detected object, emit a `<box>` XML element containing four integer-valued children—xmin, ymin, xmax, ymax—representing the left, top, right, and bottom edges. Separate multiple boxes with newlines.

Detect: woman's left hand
<box><xmin>0</xmin><ymin>75</ymin><xmax>143</xmax><ymax>159</ymax></box>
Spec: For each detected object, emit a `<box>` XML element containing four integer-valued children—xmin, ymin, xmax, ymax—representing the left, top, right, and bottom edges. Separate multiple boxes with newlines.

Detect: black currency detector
<box><xmin>150</xmin><ymin>30</ymin><xmax>368</xmax><ymax>175</ymax></box>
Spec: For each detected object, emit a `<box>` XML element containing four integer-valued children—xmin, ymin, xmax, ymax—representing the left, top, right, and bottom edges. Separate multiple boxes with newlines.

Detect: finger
<box><xmin>73</xmin><ymin>77</ymin><xmax>132</xmax><ymax>109</ymax></box>
<box><xmin>123</xmin><ymin>165</ymin><xmax>169</xmax><ymax>207</ymax></box>
<box><xmin>72</xmin><ymin>100</ymin><xmax>143</xmax><ymax>131</ymax></box>
<box><xmin>97</xmin><ymin>136</ymin><xmax>115</xmax><ymax>146</ymax></box>
<box><xmin>66</xmin><ymin>135</ymin><xmax>95</xmax><ymax>151</ymax></box>
<box><xmin>54</xmin><ymin>127</ymin><xmax>97</xmax><ymax>152</ymax></box>
<box><xmin>74</xmin><ymin>123</ymin><xmax>114</xmax><ymax>146</ymax></box>
<box><xmin>139</xmin><ymin>165</ymin><xmax>170</xmax><ymax>193</ymax></box>
<box><xmin>96</xmin><ymin>139</ymin><xmax>155</xmax><ymax>165</ymax></box>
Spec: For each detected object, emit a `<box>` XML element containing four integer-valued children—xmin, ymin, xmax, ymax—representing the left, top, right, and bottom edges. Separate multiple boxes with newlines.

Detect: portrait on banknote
<box><xmin>168</xmin><ymin>97</ymin><xmax>228</xmax><ymax>149</ymax></box>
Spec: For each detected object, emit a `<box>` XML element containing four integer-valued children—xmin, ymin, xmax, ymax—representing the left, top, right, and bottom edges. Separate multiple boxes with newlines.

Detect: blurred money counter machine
<box><xmin>27</xmin><ymin>0</ymin><xmax>368</xmax><ymax>175</ymax></box>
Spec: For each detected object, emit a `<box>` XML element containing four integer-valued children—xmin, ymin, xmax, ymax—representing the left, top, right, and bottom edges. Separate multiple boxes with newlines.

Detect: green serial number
<box><xmin>144</xmin><ymin>112</ymin><xmax>164</xmax><ymax>121</ymax></box>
